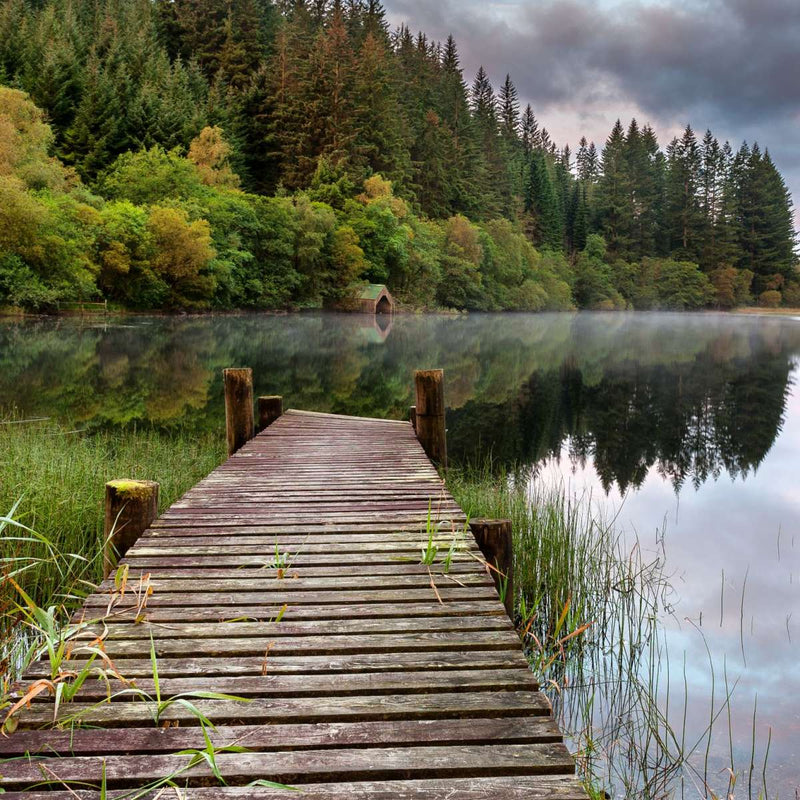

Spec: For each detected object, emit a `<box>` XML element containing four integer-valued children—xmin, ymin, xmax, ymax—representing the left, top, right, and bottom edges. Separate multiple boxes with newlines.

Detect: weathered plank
<box><xmin>0</xmin><ymin>716</ymin><xmax>562</xmax><ymax>756</ymax></box>
<box><xmin>0</xmin><ymin>777</ymin><xmax>588</xmax><ymax>800</ymax></box>
<box><xmin>0</xmin><ymin>743</ymin><xmax>574</xmax><ymax>788</ymax></box>
<box><xmin>0</xmin><ymin>776</ymin><xmax>588</xmax><ymax>799</ymax></box>
<box><xmin>7</xmin><ymin>409</ymin><xmax>583</xmax><ymax>798</ymax></box>
<box><xmin>27</xmin><ymin>668</ymin><xmax>539</xmax><ymax>702</ymax></box>
<box><xmin>18</xmin><ymin>691</ymin><xmax>553</xmax><ymax>727</ymax></box>
<box><xmin>25</xmin><ymin>650</ymin><xmax>532</xmax><ymax>679</ymax></box>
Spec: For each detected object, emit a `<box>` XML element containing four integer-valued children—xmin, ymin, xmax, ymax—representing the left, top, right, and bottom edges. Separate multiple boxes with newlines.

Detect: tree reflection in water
<box><xmin>2</xmin><ymin>311</ymin><xmax>798</xmax><ymax>493</ymax></box>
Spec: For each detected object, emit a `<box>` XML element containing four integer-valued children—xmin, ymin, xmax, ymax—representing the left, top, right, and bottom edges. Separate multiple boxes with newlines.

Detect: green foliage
<box><xmin>0</xmin><ymin>417</ymin><xmax>225</xmax><ymax>613</ymax></box>
<box><xmin>710</xmin><ymin>266</ymin><xmax>754</xmax><ymax>309</ymax></box>
<box><xmin>574</xmin><ymin>234</ymin><xmax>626</xmax><ymax>310</ymax></box>
<box><xmin>99</xmin><ymin>146</ymin><xmax>206</xmax><ymax>206</ymax></box>
<box><xmin>634</xmin><ymin>258</ymin><xmax>715</xmax><ymax>310</ymax></box>
<box><xmin>0</xmin><ymin>252</ymin><xmax>58</xmax><ymax>310</ymax></box>
<box><xmin>0</xmin><ymin>0</ymin><xmax>795</xmax><ymax>312</ymax></box>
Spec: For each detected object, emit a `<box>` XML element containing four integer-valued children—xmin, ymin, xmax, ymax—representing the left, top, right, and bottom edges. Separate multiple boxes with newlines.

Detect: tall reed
<box><xmin>1</xmin><ymin>413</ymin><xmax>225</xmax><ymax>651</ymax></box>
<box><xmin>448</xmin><ymin>463</ymin><xmax>761</xmax><ymax>799</ymax></box>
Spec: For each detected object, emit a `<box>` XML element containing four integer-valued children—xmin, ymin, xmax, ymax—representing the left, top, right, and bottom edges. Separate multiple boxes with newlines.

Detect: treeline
<box><xmin>0</xmin><ymin>0</ymin><xmax>796</xmax><ymax>312</ymax></box>
<box><xmin>0</xmin><ymin>89</ymin><xmax>573</xmax><ymax>310</ymax></box>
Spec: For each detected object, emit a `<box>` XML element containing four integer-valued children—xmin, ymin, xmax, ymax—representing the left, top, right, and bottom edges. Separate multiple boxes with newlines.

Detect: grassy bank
<box><xmin>1</xmin><ymin>415</ymin><xmax>226</xmax><ymax>641</ymax></box>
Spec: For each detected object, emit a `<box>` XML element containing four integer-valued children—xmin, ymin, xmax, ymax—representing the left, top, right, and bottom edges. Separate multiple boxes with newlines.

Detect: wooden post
<box><xmin>414</xmin><ymin>369</ymin><xmax>447</xmax><ymax>469</ymax></box>
<box><xmin>470</xmin><ymin>519</ymin><xmax>514</xmax><ymax>619</ymax></box>
<box><xmin>408</xmin><ymin>405</ymin><xmax>417</xmax><ymax>431</ymax></box>
<box><xmin>224</xmin><ymin>368</ymin><xmax>254</xmax><ymax>456</ymax></box>
<box><xmin>258</xmin><ymin>395</ymin><xmax>283</xmax><ymax>431</ymax></box>
<box><xmin>103</xmin><ymin>480</ymin><xmax>159</xmax><ymax>579</ymax></box>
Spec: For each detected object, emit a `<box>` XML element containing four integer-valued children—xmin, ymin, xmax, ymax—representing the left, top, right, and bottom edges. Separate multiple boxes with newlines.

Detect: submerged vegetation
<box><xmin>0</xmin><ymin>0</ymin><xmax>796</xmax><ymax>313</ymax></box>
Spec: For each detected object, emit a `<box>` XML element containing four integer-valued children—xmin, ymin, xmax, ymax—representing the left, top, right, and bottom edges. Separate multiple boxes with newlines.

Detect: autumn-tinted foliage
<box><xmin>0</xmin><ymin>0</ymin><xmax>796</xmax><ymax>311</ymax></box>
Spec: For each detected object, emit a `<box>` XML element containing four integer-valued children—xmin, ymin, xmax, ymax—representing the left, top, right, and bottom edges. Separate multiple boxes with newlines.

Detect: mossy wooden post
<box><xmin>470</xmin><ymin>519</ymin><xmax>514</xmax><ymax>619</ymax></box>
<box><xmin>224</xmin><ymin>368</ymin><xmax>254</xmax><ymax>455</ymax></box>
<box><xmin>258</xmin><ymin>395</ymin><xmax>283</xmax><ymax>432</ymax></box>
<box><xmin>408</xmin><ymin>405</ymin><xmax>417</xmax><ymax>431</ymax></box>
<box><xmin>414</xmin><ymin>370</ymin><xmax>446</xmax><ymax>469</ymax></box>
<box><xmin>103</xmin><ymin>480</ymin><xmax>159</xmax><ymax>579</ymax></box>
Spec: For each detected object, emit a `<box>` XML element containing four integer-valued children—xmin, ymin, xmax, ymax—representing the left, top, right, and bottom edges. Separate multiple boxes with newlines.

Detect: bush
<box><xmin>0</xmin><ymin>252</ymin><xmax>58</xmax><ymax>309</ymax></box>
<box><xmin>782</xmin><ymin>280</ymin><xmax>800</xmax><ymax>307</ymax></box>
<box><xmin>758</xmin><ymin>289</ymin><xmax>782</xmax><ymax>309</ymax></box>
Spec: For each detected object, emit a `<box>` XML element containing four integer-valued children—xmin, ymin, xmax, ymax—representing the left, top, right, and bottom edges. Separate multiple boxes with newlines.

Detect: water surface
<box><xmin>2</xmin><ymin>311</ymin><xmax>798</xmax><ymax>796</ymax></box>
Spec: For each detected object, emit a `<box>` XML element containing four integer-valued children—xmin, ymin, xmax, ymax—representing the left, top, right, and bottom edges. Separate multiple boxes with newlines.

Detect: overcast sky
<box><xmin>384</xmin><ymin>0</ymin><xmax>800</xmax><ymax>223</ymax></box>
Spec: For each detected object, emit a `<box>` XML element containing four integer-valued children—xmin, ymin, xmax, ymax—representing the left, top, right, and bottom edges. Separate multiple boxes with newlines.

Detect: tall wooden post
<box><xmin>224</xmin><ymin>368</ymin><xmax>254</xmax><ymax>456</ymax></box>
<box><xmin>103</xmin><ymin>480</ymin><xmax>159</xmax><ymax>579</ymax></box>
<box><xmin>470</xmin><ymin>519</ymin><xmax>514</xmax><ymax>619</ymax></box>
<box><xmin>258</xmin><ymin>395</ymin><xmax>283</xmax><ymax>431</ymax></box>
<box><xmin>408</xmin><ymin>405</ymin><xmax>417</xmax><ymax>431</ymax></box>
<box><xmin>414</xmin><ymin>369</ymin><xmax>447</xmax><ymax>469</ymax></box>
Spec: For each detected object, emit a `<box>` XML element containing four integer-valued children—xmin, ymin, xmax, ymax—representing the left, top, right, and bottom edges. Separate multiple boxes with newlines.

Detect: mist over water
<box><xmin>3</xmin><ymin>310</ymin><xmax>799</xmax><ymax>795</ymax></box>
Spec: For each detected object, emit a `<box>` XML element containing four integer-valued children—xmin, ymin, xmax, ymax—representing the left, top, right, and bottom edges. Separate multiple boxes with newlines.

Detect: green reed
<box><xmin>448</xmin><ymin>462</ymin><xmax>767</xmax><ymax>799</ymax></box>
<box><xmin>1</xmin><ymin>413</ymin><xmax>225</xmax><ymax>630</ymax></box>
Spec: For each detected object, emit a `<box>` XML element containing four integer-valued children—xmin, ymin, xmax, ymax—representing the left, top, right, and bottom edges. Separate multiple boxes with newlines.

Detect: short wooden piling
<box><xmin>414</xmin><ymin>369</ymin><xmax>447</xmax><ymax>468</ymax></box>
<box><xmin>408</xmin><ymin>405</ymin><xmax>417</xmax><ymax>431</ymax></box>
<box><xmin>103</xmin><ymin>480</ymin><xmax>159</xmax><ymax>578</ymax></box>
<box><xmin>469</xmin><ymin>519</ymin><xmax>514</xmax><ymax>619</ymax></box>
<box><xmin>258</xmin><ymin>396</ymin><xmax>283</xmax><ymax>431</ymax></box>
<box><xmin>224</xmin><ymin>368</ymin><xmax>254</xmax><ymax>455</ymax></box>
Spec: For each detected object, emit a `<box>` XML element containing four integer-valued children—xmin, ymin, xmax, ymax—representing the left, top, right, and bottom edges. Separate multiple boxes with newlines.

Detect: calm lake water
<box><xmin>2</xmin><ymin>311</ymin><xmax>799</xmax><ymax>797</ymax></box>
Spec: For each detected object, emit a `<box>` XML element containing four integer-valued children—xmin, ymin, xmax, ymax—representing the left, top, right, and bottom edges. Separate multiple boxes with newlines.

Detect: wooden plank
<box><xmin>75</xmin><ymin>616</ymin><xmax>515</xmax><ymax>640</ymax></box>
<box><xmin>27</xmin><ymin>668</ymin><xmax>539</xmax><ymax>702</ymax></box>
<box><xmin>95</xmin><ymin>574</ymin><xmax>493</xmax><ymax>593</ymax></box>
<box><xmin>82</xmin><ymin>587</ymin><xmax>502</xmax><ymax>607</ymax></box>
<box><xmin>24</xmin><ymin>650</ymin><xmax>532</xmax><ymax>679</ymax></box>
<box><xmin>7</xmin><ymin>409</ymin><xmax>582</xmax><ymax>798</ymax></box>
<box><xmin>71</xmin><ymin>601</ymin><xmax>507</xmax><ymax>624</ymax></box>
<box><xmin>0</xmin><ymin>743</ymin><xmax>574</xmax><ymax>789</ymax></box>
<box><xmin>17</xmin><ymin>691</ymin><xmax>553</xmax><ymax>727</ymax></box>
<box><xmin>0</xmin><ymin>715</ymin><xmax>562</xmax><ymax>756</ymax></box>
<box><xmin>68</xmin><ymin>629</ymin><xmax>525</xmax><ymax>657</ymax></box>
<box><xmin>0</xmin><ymin>776</ymin><xmax>588</xmax><ymax>799</ymax></box>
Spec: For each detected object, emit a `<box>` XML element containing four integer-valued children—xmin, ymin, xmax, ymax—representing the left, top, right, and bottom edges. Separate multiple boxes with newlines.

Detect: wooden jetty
<box><xmin>0</xmin><ymin>371</ymin><xmax>587</xmax><ymax>798</ymax></box>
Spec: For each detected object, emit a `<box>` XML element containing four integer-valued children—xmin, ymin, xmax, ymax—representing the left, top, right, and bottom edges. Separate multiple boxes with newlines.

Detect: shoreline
<box><xmin>4</xmin><ymin>305</ymin><xmax>800</xmax><ymax>321</ymax></box>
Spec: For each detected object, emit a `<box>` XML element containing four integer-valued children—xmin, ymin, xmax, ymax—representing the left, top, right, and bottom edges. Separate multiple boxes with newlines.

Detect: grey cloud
<box><xmin>385</xmin><ymin>0</ymin><xmax>800</xmax><ymax>210</ymax></box>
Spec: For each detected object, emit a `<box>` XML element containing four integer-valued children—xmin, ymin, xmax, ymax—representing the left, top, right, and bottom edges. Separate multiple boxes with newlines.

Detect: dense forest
<box><xmin>0</xmin><ymin>0</ymin><xmax>797</xmax><ymax>312</ymax></box>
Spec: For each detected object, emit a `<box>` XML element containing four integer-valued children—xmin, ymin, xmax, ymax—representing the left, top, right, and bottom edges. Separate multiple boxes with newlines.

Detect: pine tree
<box><xmin>22</xmin><ymin>12</ymin><xmax>86</xmax><ymax>139</ymax></box>
<box><xmin>471</xmin><ymin>66</ymin><xmax>495</xmax><ymax>120</ymax></box>
<box><xmin>525</xmin><ymin>150</ymin><xmax>563</xmax><ymax>250</ymax></box>
<box><xmin>62</xmin><ymin>53</ymin><xmax>125</xmax><ymax>180</ymax></box>
<box><xmin>623</xmin><ymin>120</ymin><xmax>663</xmax><ymax>259</ymax></box>
<box><xmin>470</xmin><ymin>66</ymin><xmax>508</xmax><ymax>216</ymax></box>
<box><xmin>351</xmin><ymin>31</ymin><xmax>411</xmax><ymax>185</ymax></box>
<box><xmin>169</xmin><ymin>0</ymin><xmax>228</xmax><ymax>75</ymax></box>
<box><xmin>699</xmin><ymin>129</ymin><xmax>726</xmax><ymax>269</ymax></box>
<box><xmin>520</xmin><ymin>105</ymin><xmax>538</xmax><ymax>155</ymax></box>
<box><xmin>595</xmin><ymin>120</ymin><xmax>633</xmax><ymax>256</ymax></box>
<box><xmin>127</xmin><ymin>53</ymin><xmax>207</xmax><ymax>151</ymax></box>
<box><xmin>498</xmin><ymin>74</ymin><xmax>524</xmax><ymax>199</ymax></box>
<box><xmin>434</xmin><ymin>35</ymin><xmax>483</xmax><ymax>217</ymax></box>
<box><xmin>737</xmin><ymin>145</ymin><xmax>797</xmax><ymax>290</ymax></box>
<box><xmin>665</xmin><ymin>125</ymin><xmax>703</xmax><ymax>260</ymax></box>
<box><xmin>539</xmin><ymin>127</ymin><xmax>552</xmax><ymax>152</ymax></box>
<box><xmin>572</xmin><ymin>182</ymin><xmax>589</xmax><ymax>251</ymax></box>
<box><xmin>498</xmin><ymin>74</ymin><xmax>519</xmax><ymax>140</ymax></box>
<box><xmin>0</xmin><ymin>0</ymin><xmax>30</xmax><ymax>80</ymax></box>
<box><xmin>576</xmin><ymin>136</ymin><xmax>590</xmax><ymax>179</ymax></box>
